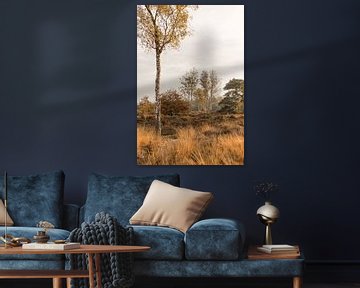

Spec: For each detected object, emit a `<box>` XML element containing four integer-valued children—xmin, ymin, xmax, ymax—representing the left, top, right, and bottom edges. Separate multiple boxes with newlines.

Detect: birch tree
<box><xmin>137</xmin><ymin>5</ymin><xmax>197</xmax><ymax>134</ymax></box>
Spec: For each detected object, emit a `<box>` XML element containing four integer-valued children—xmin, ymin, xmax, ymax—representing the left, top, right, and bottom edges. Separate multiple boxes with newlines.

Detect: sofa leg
<box><xmin>293</xmin><ymin>276</ymin><xmax>302</xmax><ymax>288</ymax></box>
<box><xmin>53</xmin><ymin>278</ymin><xmax>62</xmax><ymax>288</ymax></box>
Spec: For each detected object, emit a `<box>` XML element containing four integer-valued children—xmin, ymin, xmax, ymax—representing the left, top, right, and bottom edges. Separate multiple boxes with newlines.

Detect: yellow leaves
<box><xmin>137</xmin><ymin>5</ymin><xmax>197</xmax><ymax>52</ymax></box>
<box><xmin>137</xmin><ymin>6</ymin><xmax>157</xmax><ymax>50</ymax></box>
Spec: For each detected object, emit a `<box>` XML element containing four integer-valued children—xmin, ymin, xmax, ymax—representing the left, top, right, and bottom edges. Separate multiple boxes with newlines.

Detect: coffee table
<box><xmin>0</xmin><ymin>244</ymin><xmax>150</xmax><ymax>288</ymax></box>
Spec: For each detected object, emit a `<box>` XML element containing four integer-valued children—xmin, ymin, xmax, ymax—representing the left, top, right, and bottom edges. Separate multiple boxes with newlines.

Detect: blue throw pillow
<box><xmin>0</xmin><ymin>170</ymin><xmax>65</xmax><ymax>227</ymax></box>
<box><xmin>84</xmin><ymin>173</ymin><xmax>180</xmax><ymax>225</ymax></box>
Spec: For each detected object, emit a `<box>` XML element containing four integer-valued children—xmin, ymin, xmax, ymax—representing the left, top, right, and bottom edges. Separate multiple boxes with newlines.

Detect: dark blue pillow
<box><xmin>0</xmin><ymin>170</ymin><xmax>65</xmax><ymax>227</ymax></box>
<box><xmin>84</xmin><ymin>173</ymin><xmax>180</xmax><ymax>225</ymax></box>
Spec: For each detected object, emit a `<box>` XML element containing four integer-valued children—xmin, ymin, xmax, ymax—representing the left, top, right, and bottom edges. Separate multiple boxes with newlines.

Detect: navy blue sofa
<box><xmin>0</xmin><ymin>171</ymin><xmax>303</xmax><ymax>287</ymax></box>
<box><xmin>81</xmin><ymin>173</ymin><xmax>304</xmax><ymax>283</ymax></box>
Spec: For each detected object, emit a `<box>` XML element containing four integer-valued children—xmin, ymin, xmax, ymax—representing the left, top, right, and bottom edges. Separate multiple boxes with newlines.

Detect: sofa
<box><xmin>0</xmin><ymin>171</ymin><xmax>303</xmax><ymax>287</ymax></box>
<box><xmin>0</xmin><ymin>170</ymin><xmax>78</xmax><ymax>270</ymax></box>
<box><xmin>80</xmin><ymin>173</ymin><xmax>304</xmax><ymax>283</ymax></box>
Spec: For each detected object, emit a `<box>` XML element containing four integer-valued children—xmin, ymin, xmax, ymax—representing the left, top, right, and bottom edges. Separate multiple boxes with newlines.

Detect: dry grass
<box><xmin>137</xmin><ymin>120</ymin><xmax>244</xmax><ymax>165</ymax></box>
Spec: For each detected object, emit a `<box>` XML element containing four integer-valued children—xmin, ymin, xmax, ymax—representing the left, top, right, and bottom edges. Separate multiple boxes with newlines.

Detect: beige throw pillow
<box><xmin>0</xmin><ymin>199</ymin><xmax>14</xmax><ymax>226</ymax></box>
<box><xmin>130</xmin><ymin>180</ymin><xmax>213</xmax><ymax>233</ymax></box>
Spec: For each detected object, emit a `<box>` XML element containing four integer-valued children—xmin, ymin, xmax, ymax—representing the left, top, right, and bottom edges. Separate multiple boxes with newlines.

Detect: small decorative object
<box><xmin>254</xmin><ymin>181</ymin><xmax>280</xmax><ymax>245</ymax></box>
<box><xmin>34</xmin><ymin>220</ymin><xmax>55</xmax><ymax>243</ymax></box>
<box><xmin>0</xmin><ymin>234</ymin><xmax>31</xmax><ymax>247</ymax></box>
<box><xmin>37</xmin><ymin>220</ymin><xmax>55</xmax><ymax>232</ymax></box>
<box><xmin>33</xmin><ymin>231</ymin><xmax>50</xmax><ymax>243</ymax></box>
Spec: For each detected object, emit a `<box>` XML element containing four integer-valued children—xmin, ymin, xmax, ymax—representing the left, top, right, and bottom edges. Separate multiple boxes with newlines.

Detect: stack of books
<box><xmin>257</xmin><ymin>244</ymin><xmax>299</xmax><ymax>254</ymax></box>
<box><xmin>248</xmin><ymin>244</ymin><xmax>300</xmax><ymax>260</ymax></box>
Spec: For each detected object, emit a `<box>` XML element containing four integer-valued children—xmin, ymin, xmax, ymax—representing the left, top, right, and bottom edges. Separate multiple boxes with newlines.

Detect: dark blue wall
<box><xmin>1</xmin><ymin>0</ymin><xmax>360</xmax><ymax>262</ymax></box>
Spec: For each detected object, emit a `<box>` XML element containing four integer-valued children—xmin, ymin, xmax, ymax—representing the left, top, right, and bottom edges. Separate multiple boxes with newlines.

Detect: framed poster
<box><xmin>137</xmin><ymin>5</ymin><xmax>244</xmax><ymax>165</ymax></box>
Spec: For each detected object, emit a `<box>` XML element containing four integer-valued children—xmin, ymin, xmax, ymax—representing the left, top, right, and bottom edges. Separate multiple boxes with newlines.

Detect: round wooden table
<box><xmin>0</xmin><ymin>244</ymin><xmax>150</xmax><ymax>288</ymax></box>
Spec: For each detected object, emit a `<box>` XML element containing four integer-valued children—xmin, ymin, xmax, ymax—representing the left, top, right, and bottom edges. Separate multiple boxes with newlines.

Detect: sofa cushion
<box><xmin>130</xmin><ymin>225</ymin><xmax>184</xmax><ymax>260</ymax></box>
<box><xmin>184</xmin><ymin>218</ymin><xmax>245</xmax><ymax>260</ymax></box>
<box><xmin>130</xmin><ymin>180</ymin><xmax>213</xmax><ymax>233</ymax></box>
<box><xmin>0</xmin><ymin>227</ymin><xmax>70</xmax><ymax>261</ymax></box>
<box><xmin>0</xmin><ymin>199</ymin><xmax>14</xmax><ymax>226</ymax></box>
<box><xmin>0</xmin><ymin>171</ymin><xmax>65</xmax><ymax>227</ymax></box>
<box><xmin>84</xmin><ymin>173</ymin><xmax>180</xmax><ymax>225</ymax></box>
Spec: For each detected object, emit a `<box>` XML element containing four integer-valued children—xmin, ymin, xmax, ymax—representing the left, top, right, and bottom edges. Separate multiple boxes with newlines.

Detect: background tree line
<box><xmin>138</xmin><ymin>68</ymin><xmax>244</xmax><ymax>119</ymax></box>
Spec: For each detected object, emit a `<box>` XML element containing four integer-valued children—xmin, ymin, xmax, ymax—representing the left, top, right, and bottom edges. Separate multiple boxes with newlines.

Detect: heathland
<box><xmin>137</xmin><ymin>71</ymin><xmax>244</xmax><ymax>165</ymax></box>
<box><xmin>137</xmin><ymin>112</ymin><xmax>244</xmax><ymax>165</ymax></box>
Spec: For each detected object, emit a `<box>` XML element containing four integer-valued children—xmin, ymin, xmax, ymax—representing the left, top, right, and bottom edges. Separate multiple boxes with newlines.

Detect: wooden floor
<box><xmin>1</xmin><ymin>279</ymin><xmax>360</xmax><ymax>288</ymax></box>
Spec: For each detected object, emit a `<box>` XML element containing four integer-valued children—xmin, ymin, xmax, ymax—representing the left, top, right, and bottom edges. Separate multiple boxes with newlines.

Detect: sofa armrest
<box><xmin>184</xmin><ymin>218</ymin><xmax>245</xmax><ymax>260</ymax></box>
<box><xmin>63</xmin><ymin>204</ymin><xmax>80</xmax><ymax>231</ymax></box>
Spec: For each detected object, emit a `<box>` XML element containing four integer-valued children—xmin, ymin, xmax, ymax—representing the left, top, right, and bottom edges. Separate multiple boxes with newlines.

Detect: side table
<box><xmin>247</xmin><ymin>245</ymin><xmax>304</xmax><ymax>288</ymax></box>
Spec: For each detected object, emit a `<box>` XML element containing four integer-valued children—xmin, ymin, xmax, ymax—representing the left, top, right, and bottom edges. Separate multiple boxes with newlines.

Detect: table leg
<box><xmin>88</xmin><ymin>253</ymin><xmax>95</xmax><ymax>288</ymax></box>
<box><xmin>95</xmin><ymin>253</ymin><xmax>102</xmax><ymax>288</ymax></box>
<box><xmin>66</xmin><ymin>277</ymin><xmax>72</xmax><ymax>288</ymax></box>
<box><xmin>52</xmin><ymin>278</ymin><xmax>62</xmax><ymax>288</ymax></box>
<box><xmin>293</xmin><ymin>276</ymin><xmax>302</xmax><ymax>288</ymax></box>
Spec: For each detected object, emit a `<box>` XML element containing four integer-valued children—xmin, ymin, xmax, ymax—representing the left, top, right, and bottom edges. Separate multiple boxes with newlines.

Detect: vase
<box><xmin>256</xmin><ymin>201</ymin><xmax>280</xmax><ymax>245</ymax></box>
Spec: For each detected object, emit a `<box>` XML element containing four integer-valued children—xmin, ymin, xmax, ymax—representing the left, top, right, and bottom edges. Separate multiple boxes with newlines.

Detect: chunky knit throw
<box><xmin>68</xmin><ymin>212</ymin><xmax>134</xmax><ymax>288</ymax></box>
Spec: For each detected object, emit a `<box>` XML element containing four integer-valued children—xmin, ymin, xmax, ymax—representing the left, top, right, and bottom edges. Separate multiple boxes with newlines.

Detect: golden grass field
<box><xmin>137</xmin><ymin>114</ymin><xmax>244</xmax><ymax>165</ymax></box>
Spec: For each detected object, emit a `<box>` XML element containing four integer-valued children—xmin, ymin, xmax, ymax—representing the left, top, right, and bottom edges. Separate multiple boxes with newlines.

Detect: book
<box><xmin>256</xmin><ymin>244</ymin><xmax>299</xmax><ymax>254</ymax></box>
<box><xmin>248</xmin><ymin>245</ymin><xmax>301</xmax><ymax>260</ymax></box>
<box><xmin>22</xmin><ymin>242</ymin><xmax>80</xmax><ymax>250</ymax></box>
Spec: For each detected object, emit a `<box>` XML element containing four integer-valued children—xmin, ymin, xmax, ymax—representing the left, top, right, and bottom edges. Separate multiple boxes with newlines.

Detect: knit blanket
<box><xmin>68</xmin><ymin>212</ymin><xmax>134</xmax><ymax>288</ymax></box>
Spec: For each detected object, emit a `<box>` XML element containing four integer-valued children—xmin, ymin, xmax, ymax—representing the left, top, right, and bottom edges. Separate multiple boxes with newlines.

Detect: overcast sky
<box><xmin>137</xmin><ymin>5</ymin><xmax>244</xmax><ymax>101</ymax></box>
